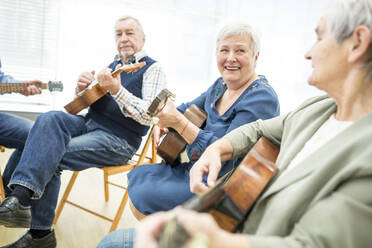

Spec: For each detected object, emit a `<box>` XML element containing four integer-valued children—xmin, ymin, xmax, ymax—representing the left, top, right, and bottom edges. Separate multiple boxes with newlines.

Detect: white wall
<box><xmin>1</xmin><ymin>0</ymin><xmax>328</xmax><ymax>114</ymax></box>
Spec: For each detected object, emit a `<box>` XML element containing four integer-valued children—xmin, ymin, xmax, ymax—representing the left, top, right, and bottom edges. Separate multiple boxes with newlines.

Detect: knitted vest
<box><xmin>87</xmin><ymin>56</ymin><xmax>156</xmax><ymax>149</ymax></box>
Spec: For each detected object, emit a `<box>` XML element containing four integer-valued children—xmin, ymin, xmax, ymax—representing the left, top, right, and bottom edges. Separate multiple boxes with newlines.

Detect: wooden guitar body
<box><xmin>183</xmin><ymin>137</ymin><xmax>279</xmax><ymax>231</ymax></box>
<box><xmin>158</xmin><ymin>137</ymin><xmax>280</xmax><ymax>247</ymax></box>
<box><xmin>64</xmin><ymin>61</ymin><xmax>146</xmax><ymax>115</ymax></box>
<box><xmin>157</xmin><ymin>104</ymin><xmax>207</xmax><ymax>164</ymax></box>
<box><xmin>64</xmin><ymin>84</ymin><xmax>107</xmax><ymax>115</ymax></box>
<box><xmin>146</xmin><ymin>89</ymin><xmax>207</xmax><ymax>165</ymax></box>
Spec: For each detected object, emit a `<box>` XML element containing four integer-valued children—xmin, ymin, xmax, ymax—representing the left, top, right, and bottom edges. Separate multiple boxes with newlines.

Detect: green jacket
<box><xmin>224</xmin><ymin>95</ymin><xmax>372</xmax><ymax>248</ymax></box>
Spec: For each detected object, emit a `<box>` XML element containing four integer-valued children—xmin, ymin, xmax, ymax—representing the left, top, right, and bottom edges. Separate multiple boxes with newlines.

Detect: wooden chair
<box><xmin>53</xmin><ymin>126</ymin><xmax>157</xmax><ymax>232</ymax></box>
<box><xmin>0</xmin><ymin>145</ymin><xmax>6</xmax><ymax>201</ymax></box>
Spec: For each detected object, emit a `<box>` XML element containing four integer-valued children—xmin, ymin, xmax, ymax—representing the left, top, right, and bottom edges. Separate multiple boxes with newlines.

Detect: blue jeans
<box><xmin>6</xmin><ymin>111</ymin><xmax>136</xmax><ymax>230</ymax></box>
<box><xmin>97</xmin><ymin>228</ymin><xmax>135</xmax><ymax>248</ymax></box>
<box><xmin>0</xmin><ymin>112</ymin><xmax>33</xmax><ymax>196</ymax></box>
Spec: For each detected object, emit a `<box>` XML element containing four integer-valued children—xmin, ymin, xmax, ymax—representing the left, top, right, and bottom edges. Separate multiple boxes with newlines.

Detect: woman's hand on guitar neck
<box><xmin>176</xmin><ymin>209</ymin><xmax>231</xmax><ymax>248</ymax></box>
<box><xmin>155</xmin><ymin>100</ymin><xmax>184</xmax><ymax>130</ymax></box>
<box><xmin>77</xmin><ymin>70</ymin><xmax>95</xmax><ymax>92</ymax></box>
<box><xmin>134</xmin><ymin>208</ymin><xmax>247</xmax><ymax>248</ymax></box>
<box><xmin>135</xmin><ymin>210</ymin><xmax>178</xmax><ymax>248</ymax></box>
<box><xmin>176</xmin><ymin>209</ymin><xmax>252</xmax><ymax>248</ymax></box>
<box><xmin>153</xmin><ymin>126</ymin><xmax>168</xmax><ymax>149</ymax></box>
<box><xmin>155</xmin><ymin>100</ymin><xmax>199</xmax><ymax>144</ymax></box>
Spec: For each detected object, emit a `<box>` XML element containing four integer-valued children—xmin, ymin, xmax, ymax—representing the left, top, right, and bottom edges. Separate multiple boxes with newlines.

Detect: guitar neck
<box><xmin>0</xmin><ymin>83</ymin><xmax>48</xmax><ymax>93</ymax></box>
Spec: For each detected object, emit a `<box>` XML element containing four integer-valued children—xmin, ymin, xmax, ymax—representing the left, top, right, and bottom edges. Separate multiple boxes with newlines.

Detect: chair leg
<box><xmin>0</xmin><ymin>145</ymin><xmax>6</xmax><ymax>201</ymax></box>
<box><xmin>152</xmin><ymin>138</ymin><xmax>157</xmax><ymax>164</ymax></box>
<box><xmin>104</xmin><ymin>170</ymin><xmax>109</xmax><ymax>202</ymax></box>
<box><xmin>0</xmin><ymin>171</ymin><xmax>5</xmax><ymax>201</ymax></box>
<box><xmin>53</xmin><ymin>171</ymin><xmax>79</xmax><ymax>224</ymax></box>
<box><xmin>109</xmin><ymin>190</ymin><xmax>129</xmax><ymax>232</ymax></box>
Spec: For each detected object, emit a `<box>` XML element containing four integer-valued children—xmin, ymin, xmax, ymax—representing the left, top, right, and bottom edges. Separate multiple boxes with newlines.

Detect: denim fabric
<box><xmin>97</xmin><ymin>228</ymin><xmax>135</xmax><ymax>248</ymax></box>
<box><xmin>7</xmin><ymin>111</ymin><xmax>136</xmax><ymax>229</ymax></box>
<box><xmin>0</xmin><ymin>112</ymin><xmax>33</xmax><ymax>196</ymax></box>
<box><xmin>0</xmin><ymin>112</ymin><xmax>33</xmax><ymax>149</ymax></box>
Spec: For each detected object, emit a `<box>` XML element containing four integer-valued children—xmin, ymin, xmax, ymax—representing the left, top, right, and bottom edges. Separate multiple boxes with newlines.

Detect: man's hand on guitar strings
<box><xmin>97</xmin><ymin>64</ymin><xmax>122</xmax><ymax>95</ymax></box>
<box><xmin>76</xmin><ymin>70</ymin><xmax>95</xmax><ymax>92</ymax></box>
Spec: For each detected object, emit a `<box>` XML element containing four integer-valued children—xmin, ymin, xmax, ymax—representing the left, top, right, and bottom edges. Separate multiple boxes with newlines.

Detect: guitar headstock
<box><xmin>112</xmin><ymin>62</ymin><xmax>146</xmax><ymax>76</ymax></box>
<box><xmin>48</xmin><ymin>81</ymin><xmax>64</xmax><ymax>92</ymax></box>
<box><xmin>147</xmin><ymin>89</ymin><xmax>176</xmax><ymax>117</ymax></box>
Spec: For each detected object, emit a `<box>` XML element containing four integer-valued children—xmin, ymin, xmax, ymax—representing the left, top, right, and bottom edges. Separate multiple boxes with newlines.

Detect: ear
<box><xmin>348</xmin><ymin>25</ymin><xmax>372</xmax><ymax>63</ymax></box>
<box><xmin>254</xmin><ymin>51</ymin><xmax>260</xmax><ymax>62</ymax></box>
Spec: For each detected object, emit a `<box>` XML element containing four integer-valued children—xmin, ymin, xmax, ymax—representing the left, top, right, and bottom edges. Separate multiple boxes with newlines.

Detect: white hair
<box><xmin>324</xmin><ymin>0</ymin><xmax>372</xmax><ymax>81</ymax></box>
<box><xmin>216</xmin><ymin>23</ymin><xmax>261</xmax><ymax>56</ymax></box>
<box><xmin>115</xmin><ymin>16</ymin><xmax>145</xmax><ymax>36</ymax></box>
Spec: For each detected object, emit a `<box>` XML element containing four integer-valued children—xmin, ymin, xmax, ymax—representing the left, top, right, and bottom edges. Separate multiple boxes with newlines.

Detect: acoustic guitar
<box><xmin>157</xmin><ymin>105</ymin><xmax>206</xmax><ymax>164</ymax></box>
<box><xmin>64</xmin><ymin>62</ymin><xmax>146</xmax><ymax>115</ymax></box>
<box><xmin>158</xmin><ymin>137</ymin><xmax>280</xmax><ymax>247</ymax></box>
<box><xmin>0</xmin><ymin>81</ymin><xmax>63</xmax><ymax>94</ymax></box>
<box><xmin>146</xmin><ymin>89</ymin><xmax>207</xmax><ymax>164</ymax></box>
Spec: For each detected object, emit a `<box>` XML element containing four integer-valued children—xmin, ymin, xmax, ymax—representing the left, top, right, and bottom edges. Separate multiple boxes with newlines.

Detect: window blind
<box><xmin>0</xmin><ymin>0</ymin><xmax>60</xmax><ymax>112</ymax></box>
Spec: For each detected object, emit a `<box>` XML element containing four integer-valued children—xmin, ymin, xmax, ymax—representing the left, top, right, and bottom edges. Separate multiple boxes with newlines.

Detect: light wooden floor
<box><xmin>0</xmin><ymin>148</ymin><xmax>139</xmax><ymax>247</ymax></box>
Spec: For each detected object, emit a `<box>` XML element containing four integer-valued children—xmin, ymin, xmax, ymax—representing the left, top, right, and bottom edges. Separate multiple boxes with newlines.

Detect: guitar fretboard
<box><xmin>0</xmin><ymin>83</ymin><xmax>48</xmax><ymax>93</ymax></box>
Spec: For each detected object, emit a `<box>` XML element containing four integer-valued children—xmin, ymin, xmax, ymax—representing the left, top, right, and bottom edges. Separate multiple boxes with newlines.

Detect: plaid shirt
<box><xmin>112</xmin><ymin>51</ymin><xmax>166</xmax><ymax>126</ymax></box>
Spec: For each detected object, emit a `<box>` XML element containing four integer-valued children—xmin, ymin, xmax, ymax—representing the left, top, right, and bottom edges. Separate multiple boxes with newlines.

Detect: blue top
<box><xmin>178</xmin><ymin>76</ymin><xmax>280</xmax><ymax>174</ymax></box>
<box><xmin>86</xmin><ymin>56</ymin><xmax>156</xmax><ymax>149</ymax></box>
<box><xmin>0</xmin><ymin>60</ymin><xmax>19</xmax><ymax>83</ymax></box>
<box><xmin>127</xmin><ymin>75</ymin><xmax>280</xmax><ymax>215</ymax></box>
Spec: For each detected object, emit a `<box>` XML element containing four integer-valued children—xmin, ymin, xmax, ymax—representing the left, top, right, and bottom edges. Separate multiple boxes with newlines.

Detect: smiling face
<box><xmin>115</xmin><ymin>18</ymin><xmax>145</xmax><ymax>60</ymax></box>
<box><xmin>305</xmin><ymin>17</ymin><xmax>349</xmax><ymax>93</ymax></box>
<box><xmin>217</xmin><ymin>35</ymin><xmax>258</xmax><ymax>88</ymax></box>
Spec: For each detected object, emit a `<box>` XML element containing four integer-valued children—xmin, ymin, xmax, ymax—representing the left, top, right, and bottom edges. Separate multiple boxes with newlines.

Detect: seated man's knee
<box><xmin>35</xmin><ymin>111</ymin><xmax>68</xmax><ymax>126</ymax></box>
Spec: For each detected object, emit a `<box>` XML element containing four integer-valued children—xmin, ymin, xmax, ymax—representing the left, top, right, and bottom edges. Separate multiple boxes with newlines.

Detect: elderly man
<box><xmin>0</xmin><ymin>16</ymin><xmax>166</xmax><ymax>248</ymax></box>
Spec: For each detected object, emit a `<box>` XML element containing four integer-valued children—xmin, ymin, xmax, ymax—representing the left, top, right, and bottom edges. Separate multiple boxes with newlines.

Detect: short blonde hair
<box><xmin>216</xmin><ymin>23</ymin><xmax>260</xmax><ymax>56</ymax></box>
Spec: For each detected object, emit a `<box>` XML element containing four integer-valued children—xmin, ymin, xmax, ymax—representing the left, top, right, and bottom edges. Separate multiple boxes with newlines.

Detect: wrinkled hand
<box><xmin>97</xmin><ymin>64</ymin><xmax>122</xmax><ymax>95</ymax></box>
<box><xmin>176</xmin><ymin>209</ymin><xmax>226</xmax><ymax>248</ymax></box>
<box><xmin>19</xmin><ymin>80</ymin><xmax>42</xmax><ymax>96</ymax></box>
<box><xmin>77</xmin><ymin>70</ymin><xmax>95</xmax><ymax>92</ymax></box>
<box><xmin>155</xmin><ymin>100</ymin><xmax>184</xmax><ymax>130</ymax></box>
<box><xmin>153</xmin><ymin>125</ymin><xmax>168</xmax><ymax>149</ymax></box>
<box><xmin>189</xmin><ymin>147</ymin><xmax>222</xmax><ymax>194</ymax></box>
<box><xmin>134</xmin><ymin>211</ymin><xmax>178</xmax><ymax>248</ymax></box>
